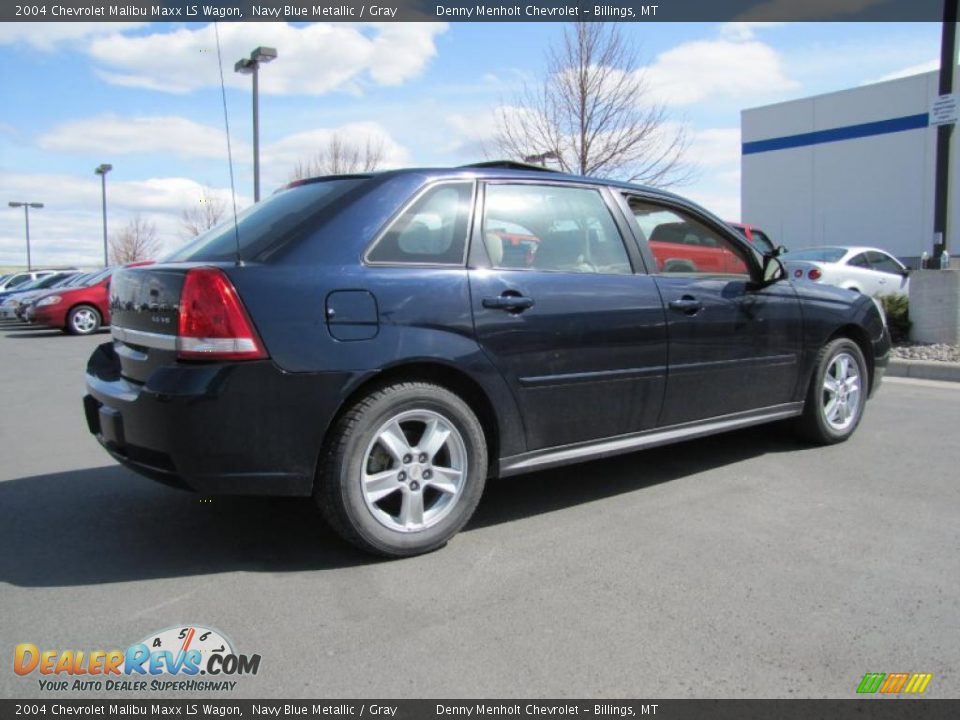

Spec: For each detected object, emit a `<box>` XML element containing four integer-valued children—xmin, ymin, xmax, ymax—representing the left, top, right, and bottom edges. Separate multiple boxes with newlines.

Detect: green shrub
<box><xmin>876</xmin><ymin>293</ymin><xmax>911</xmax><ymax>343</ymax></box>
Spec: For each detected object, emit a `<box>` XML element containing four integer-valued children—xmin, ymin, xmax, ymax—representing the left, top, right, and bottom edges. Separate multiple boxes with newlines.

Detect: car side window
<box><xmin>627</xmin><ymin>198</ymin><xmax>750</xmax><ymax>277</ymax></box>
<box><xmin>482</xmin><ymin>184</ymin><xmax>632</xmax><ymax>275</ymax></box>
<box><xmin>367</xmin><ymin>182</ymin><xmax>473</xmax><ymax>265</ymax></box>
<box><xmin>847</xmin><ymin>253</ymin><xmax>871</xmax><ymax>269</ymax></box>
<box><xmin>866</xmin><ymin>251</ymin><xmax>902</xmax><ymax>275</ymax></box>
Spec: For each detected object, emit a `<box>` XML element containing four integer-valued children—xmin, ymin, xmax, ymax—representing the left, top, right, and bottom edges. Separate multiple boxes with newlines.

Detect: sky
<box><xmin>0</xmin><ymin>20</ymin><xmax>942</xmax><ymax>267</ymax></box>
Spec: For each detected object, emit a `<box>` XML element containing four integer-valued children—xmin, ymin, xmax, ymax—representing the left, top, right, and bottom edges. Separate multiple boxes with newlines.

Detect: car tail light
<box><xmin>808</xmin><ymin>268</ymin><xmax>822</xmax><ymax>281</ymax></box>
<box><xmin>794</xmin><ymin>269</ymin><xmax>803</xmax><ymax>278</ymax></box>
<box><xmin>177</xmin><ymin>267</ymin><xmax>267</xmax><ymax>361</ymax></box>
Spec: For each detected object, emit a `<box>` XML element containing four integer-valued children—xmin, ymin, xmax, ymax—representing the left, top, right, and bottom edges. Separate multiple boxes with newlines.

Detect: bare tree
<box><xmin>180</xmin><ymin>188</ymin><xmax>227</xmax><ymax>239</ymax></box>
<box><xmin>492</xmin><ymin>22</ymin><xmax>691</xmax><ymax>187</ymax></box>
<box><xmin>290</xmin><ymin>133</ymin><xmax>386</xmax><ymax>181</ymax></box>
<box><xmin>109</xmin><ymin>214</ymin><xmax>161</xmax><ymax>264</ymax></box>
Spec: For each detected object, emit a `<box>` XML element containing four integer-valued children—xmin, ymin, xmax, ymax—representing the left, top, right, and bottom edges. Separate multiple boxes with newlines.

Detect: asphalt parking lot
<box><xmin>1</xmin><ymin>321</ymin><xmax>958</xmax><ymax>699</ymax></box>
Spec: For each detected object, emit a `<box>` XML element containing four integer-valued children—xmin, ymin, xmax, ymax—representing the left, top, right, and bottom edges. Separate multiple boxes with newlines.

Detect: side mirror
<box><xmin>761</xmin><ymin>254</ymin><xmax>786</xmax><ymax>284</ymax></box>
<box><xmin>771</xmin><ymin>245</ymin><xmax>788</xmax><ymax>257</ymax></box>
<box><xmin>901</xmin><ymin>267</ymin><xmax>911</xmax><ymax>278</ymax></box>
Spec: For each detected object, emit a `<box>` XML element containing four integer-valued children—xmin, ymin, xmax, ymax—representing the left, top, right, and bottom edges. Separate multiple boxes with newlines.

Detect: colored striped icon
<box><xmin>856</xmin><ymin>672</ymin><xmax>932</xmax><ymax>694</ymax></box>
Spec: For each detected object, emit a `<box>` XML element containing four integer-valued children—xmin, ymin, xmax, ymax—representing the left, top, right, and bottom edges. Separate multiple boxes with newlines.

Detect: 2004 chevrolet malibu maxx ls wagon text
<box><xmin>84</xmin><ymin>163</ymin><xmax>890</xmax><ymax>557</ymax></box>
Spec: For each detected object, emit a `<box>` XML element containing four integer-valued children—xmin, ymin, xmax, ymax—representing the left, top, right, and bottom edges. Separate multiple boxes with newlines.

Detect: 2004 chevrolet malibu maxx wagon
<box><xmin>85</xmin><ymin>163</ymin><xmax>890</xmax><ymax>557</ymax></box>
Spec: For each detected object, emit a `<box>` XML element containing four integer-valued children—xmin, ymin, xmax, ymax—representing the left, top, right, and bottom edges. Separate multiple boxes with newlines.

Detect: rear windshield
<box><xmin>784</xmin><ymin>247</ymin><xmax>847</xmax><ymax>263</ymax></box>
<box><xmin>166</xmin><ymin>179</ymin><xmax>366</xmax><ymax>263</ymax></box>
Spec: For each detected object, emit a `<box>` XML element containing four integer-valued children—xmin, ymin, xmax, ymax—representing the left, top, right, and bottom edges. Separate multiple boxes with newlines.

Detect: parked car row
<box><xmin>0</xmin><ymin>262</ymin><xmax>153</xmax><ymax>335</ymax></box>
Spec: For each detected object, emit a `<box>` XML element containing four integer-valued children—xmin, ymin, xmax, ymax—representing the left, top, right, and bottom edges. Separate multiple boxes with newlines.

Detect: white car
<box><xmin>782</xmin><ymin>246</ymin><xmax>910</xmax><ymax>297</ymax></box>
<box><xmin>0</xmin><ymin>269</ymin><xmax>59</xmax><ymax>293</ymax></box>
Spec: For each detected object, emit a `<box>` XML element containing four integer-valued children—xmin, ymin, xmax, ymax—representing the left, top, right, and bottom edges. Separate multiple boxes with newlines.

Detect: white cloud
<box><xmin>0</xmin><ymin>22</ymin><xmax>147</xmax><ymax>51</ymax></box>
<box><xmin>644</xmin><ymin>36</ymin><xmax>798</xmax><ymax>106</ymax></box>
<box><xmin>37</xmin><ymin>115</ymin><xmax>243</xmax><ymax>160</ymax></box>
<box><xmin>718</xmin><ymin>22</ymin><xmax>785</xmax><ymax>41</ymax></box>
<box><xmin>689</xmin><ymin>128</ymin><xmax>742</xmax><ymax>168</ymax></box>
<box><xmin>86</xmin><ymin>22</ymin><xmax>447</xmax><ymax>95</ymax></box>
<box><xmin>871</xmin><ymin>59</ymin><xmax>940</xmax><ymax>84</ymax></box>
<box><xmin>0</xmin><ymin>173</ymin><xmax>246</xmax><ymax>266</ymax></box>
<box><xmin>260</xmin><ymin>121</ymin><xmax>410</xmax><ymax>189</ymax></box>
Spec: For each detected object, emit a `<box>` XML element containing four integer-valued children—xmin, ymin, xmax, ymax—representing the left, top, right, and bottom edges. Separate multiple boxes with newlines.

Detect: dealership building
<box><xmin>741</xmin><ymin>69</ymin><xmax>959</xmax><ymax>268</ymax></box>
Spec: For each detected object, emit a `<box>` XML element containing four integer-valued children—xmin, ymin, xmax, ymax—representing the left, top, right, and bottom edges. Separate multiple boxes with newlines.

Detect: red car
<box><xmin>648</xmin><ymin>221</ymin><xmax>748</xmax><ymax>274</ymax></box>
<box><xmin>729</xmin><ymin>222</ymin><xmax>777</xmax><ymax>254</ymax></box>
<box><xmin>27</xmin><ymin>262</ymin><xmax>153</xmax><ymax>335</ymax></box>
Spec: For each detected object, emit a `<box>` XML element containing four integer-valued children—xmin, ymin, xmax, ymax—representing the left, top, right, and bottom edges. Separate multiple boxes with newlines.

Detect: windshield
<box><xmin>9</xmin><ymin>277</ymin><xmax>45</xmax><ymax>291</ymax></box>
<box><xmin>166</xmin><ymin>179</ymin><xmax>367</xmax><ymax>263</ymax></box>
<box><xmin>81</xmin><ymin>268</ymin><xmax>112</xmax><ymax>286</ymax></box>
<box><xmin>783</xmin><ymin>247</ymin><xmax>847</xmax><ymax>263</ymax></box>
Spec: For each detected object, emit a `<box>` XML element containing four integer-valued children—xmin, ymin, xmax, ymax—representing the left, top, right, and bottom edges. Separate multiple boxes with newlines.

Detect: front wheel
<box><xmin>798</xmin><ymin>338</ymin><xmax>868</xmax><ymax>444</ymax></box>
<box><xmin>316</xmin><ymin>382</ymin><xmax>488</xmax><ymax>557</ymax></box>
<box><xmin>66</xmin><ymin>305</ymin><xmax>101</xmax><ymax>335</ymax></box>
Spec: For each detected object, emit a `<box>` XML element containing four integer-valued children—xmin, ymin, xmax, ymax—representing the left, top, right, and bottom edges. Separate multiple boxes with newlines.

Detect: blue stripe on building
<box><xmin>742</xmin><ymin>113</ymin><xmax>930</xmax><ymax>155</ymax></box>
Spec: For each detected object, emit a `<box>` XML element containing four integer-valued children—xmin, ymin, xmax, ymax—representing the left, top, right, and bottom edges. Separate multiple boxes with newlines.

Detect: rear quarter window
<box><xmin>166</xmin><ymin>179</ymin><xmax>366</xmax><ymax>263</ymax></box>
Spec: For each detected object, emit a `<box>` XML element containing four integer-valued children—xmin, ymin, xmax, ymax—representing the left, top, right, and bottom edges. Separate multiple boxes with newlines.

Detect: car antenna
<box><xmin>213</xmin><ymin>21</ymin><xmax>243</xmax><ymax>267</ymax></box>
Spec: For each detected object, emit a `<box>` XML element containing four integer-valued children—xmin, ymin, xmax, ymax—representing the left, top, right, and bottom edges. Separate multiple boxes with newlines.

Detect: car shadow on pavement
<box><xmin>470</xmin><ymin>421</ymin><xmax>805</xmax><ymax>529</ymax></box>
<box><xmin>0</xmin><ymin>423</ymin><xmax>808</xmax><ymax>586</ymax></box>
<box><xmin>3</xmin><ymin>330</ymin><xmax>67</xmax><ymax>339</ymax></box>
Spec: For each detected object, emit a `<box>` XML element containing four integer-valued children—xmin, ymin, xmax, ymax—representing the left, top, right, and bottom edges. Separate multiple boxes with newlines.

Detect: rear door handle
<box><xmin>482</xmin><ymin>294</ymin><xmax>535</xmax><ymax>312</ymax></box>
<box><xmin>668</xmin><ymin>296</ymin><xmax>703</xmax><ymax>315</ymax></box>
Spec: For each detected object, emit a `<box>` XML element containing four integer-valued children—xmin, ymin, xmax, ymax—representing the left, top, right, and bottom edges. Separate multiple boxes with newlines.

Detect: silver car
<box><xmin>782</xmin><ymin>246</ymin><xmax>910</xmax><ymax>297</ymax></box>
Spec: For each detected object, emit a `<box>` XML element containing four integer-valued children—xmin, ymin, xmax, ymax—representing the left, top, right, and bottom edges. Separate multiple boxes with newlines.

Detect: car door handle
<box><xmin>668</xmin><ymin>296</ymin><xmax>703</xmax><ymax>315</ymax></box>
<box><xmin>482</xmin><ymin>294</ymin><xmax>535</xmax><ymax>312</ymax></box>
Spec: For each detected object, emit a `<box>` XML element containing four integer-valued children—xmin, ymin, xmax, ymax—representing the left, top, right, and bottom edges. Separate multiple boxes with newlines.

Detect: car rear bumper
<box><xmin>84</xmin><ymin>341</ymin><xmax>355</xmax><ymax>496</ymax></box>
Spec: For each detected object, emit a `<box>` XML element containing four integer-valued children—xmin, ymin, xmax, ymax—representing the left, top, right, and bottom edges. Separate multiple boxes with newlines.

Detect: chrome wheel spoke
<box><xmin>419</xmin><ymin>418</ymin><xmax>451</xmax><ymax>461</ymax></box>
<box><xmin>825</xmin><ymin>398</ymin><xmax>841</xmax><ymax>423</ymax></box>
<box><xmin>364</xmin><ymin>470</ymin><xmax>400</xmax><ymax>503</ymax></box>
<box><xmin>377</xmin><ymin>422</ymin><xmax>411</xmax><ymax>463</ymax></box>
<box><xmin>835</xmin><ymin>356</ymin><xmax>849</xmax><ymax>381</ymax></box>
<box><xmin>823</xmin><ymin>377</ymin><xmax>840</xmax><ymax>395</ymax></box>
<box><xmin>426</xmin><ymin>466</ymin><xmax>461</xmax><ymax>495</ymax></box>
<box><xmin>399</xmin><ymin>490</ymin><xmax>425</xmax><ymax>528</ymax></box>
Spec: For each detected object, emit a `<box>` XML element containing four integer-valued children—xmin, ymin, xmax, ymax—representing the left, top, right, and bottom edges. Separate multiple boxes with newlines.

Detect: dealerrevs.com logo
<box><xmin>14</xmin><ymin>625</ymin><xmax>261</xmax><ymax>692</ymax></box>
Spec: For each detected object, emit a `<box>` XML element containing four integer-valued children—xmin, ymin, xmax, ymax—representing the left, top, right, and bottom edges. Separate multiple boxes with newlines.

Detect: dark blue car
<box><xmin>85</xmin><ymin>164</ymin><xmax>890</xmax><ymax>557</ymax></box>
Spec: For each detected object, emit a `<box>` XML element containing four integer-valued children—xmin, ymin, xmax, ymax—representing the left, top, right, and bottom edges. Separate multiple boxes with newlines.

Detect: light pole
<box><xmin>95</xmin><ymin>163</ymin><xmax>112</xmax><ymax>267</ymax></box>
<box><xmin>8</xmin><ymin>201</ymin><xmax>43</xmax><ymax>270</ymax></box>
<box><xmin>235</xmin><ymin>46</ymin><xmax>277</xmax><ymax>203</ymax></box>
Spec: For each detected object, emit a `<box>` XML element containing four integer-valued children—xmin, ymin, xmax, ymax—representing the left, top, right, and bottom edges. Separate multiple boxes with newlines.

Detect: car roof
<box><xmin>789</xmin><ymin>246</ymin><xmax>889</xmax><ymax>255</ymax></box>
<box><xmin>283</xmin><ymin>164</ymin><xmax>691</xmax><ymax>204</ymax></box>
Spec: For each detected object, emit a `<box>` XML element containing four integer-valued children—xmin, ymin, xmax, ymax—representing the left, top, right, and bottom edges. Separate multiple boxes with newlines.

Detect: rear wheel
<box><xmin>316</xmin><ymin>382</ymin><xmax>487</xmax><ymax>557</ymax></box>
<box><xmin>798</xmin><ymin>338</ymin><xmax>867</xmax><ymax>444</ymax></box>
<box><xmin>67</xmin><ymin>305</ymin><xmax>101</xmax><ymax>335</ymax></box>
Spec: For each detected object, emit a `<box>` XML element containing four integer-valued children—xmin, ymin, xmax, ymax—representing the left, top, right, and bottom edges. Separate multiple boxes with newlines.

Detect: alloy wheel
<box><xmin>821</xmin><ymin>351</ymin><xmax>862</xmax><ymax>432</ymax></box>
<box><xmin>360</xmin><ymin>410</ymin><xmax>468</xmax><ymax>533</ymax></box>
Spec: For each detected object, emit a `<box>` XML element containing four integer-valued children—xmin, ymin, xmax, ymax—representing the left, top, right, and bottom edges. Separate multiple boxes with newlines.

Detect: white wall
<box><xmin>742</xmin><ymin>70</ymin><xmax>959</xmax><ymax>264</ymax></box>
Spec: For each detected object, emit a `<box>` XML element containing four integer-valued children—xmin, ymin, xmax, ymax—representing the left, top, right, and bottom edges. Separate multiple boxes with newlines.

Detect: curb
<box><xmin>887</xmin><ymin>359</ymin><xmax>960</xmax><ymax>382</ymax></box>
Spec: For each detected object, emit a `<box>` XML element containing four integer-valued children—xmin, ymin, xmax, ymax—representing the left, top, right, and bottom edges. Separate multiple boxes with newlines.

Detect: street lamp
<box><xmin>95</xmin><ymin>163</ymin><xmax>112</xmax><ymax>267</ymax></box>
<box><xmin>8</xmin><ymin>201</ymin><xmax>44</xmax><ymax>270</ymax></box>
<box><xmin>235</xmin><ymin>46</ymin><xmax>277</xmax><ymax>203</ymax></box>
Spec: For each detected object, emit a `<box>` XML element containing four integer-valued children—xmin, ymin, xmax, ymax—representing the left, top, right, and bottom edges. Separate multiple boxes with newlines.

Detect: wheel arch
<box><xmin>827</xmin><ymin>323</ymin><xmax>874</xmax><ymax>393</ymax></box>
<box><xmin>323</xmin><ymin>361</ymin><xmax>503</xmax><ymax>480</ymax></box>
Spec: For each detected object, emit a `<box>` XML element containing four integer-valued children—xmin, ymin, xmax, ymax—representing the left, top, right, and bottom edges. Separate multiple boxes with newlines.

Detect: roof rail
<box><xmin>460</xmin><ymin>160</ymin><xmax>561</xmax><ymax>173</ymax></box>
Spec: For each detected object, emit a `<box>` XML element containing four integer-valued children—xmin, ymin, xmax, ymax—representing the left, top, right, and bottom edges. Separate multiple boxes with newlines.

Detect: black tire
<box><xmin>66</xmin><ymin>305</ymin><xmax>101</xmax><ymax>335</ymax></box>
<box><xmin>316</xmin><ymin>382</ymin><xmax>488</xmax><ymax>557</ymax></box>
<box><xmin>797</xmin><ymin>338</ymin><xmax>868</xmax><ymax>444</ymax></box>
